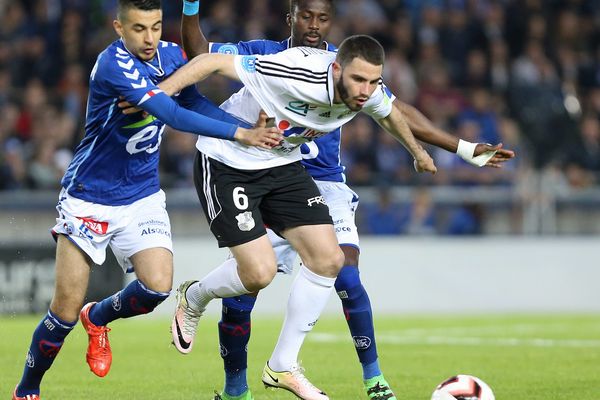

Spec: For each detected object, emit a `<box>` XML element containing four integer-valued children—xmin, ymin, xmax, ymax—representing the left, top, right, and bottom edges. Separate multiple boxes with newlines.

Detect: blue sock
<box><xmin>89</xmin><ymin>279</ymin><xmax>169</xmax><ymax>326</ymax></box>
<box><xmin>335</xmin><ymin>265</ymin><xmax>381</xmax><ymax>380</ymax></box>
<box><xmin>220</xmin><ymin>295</ymin><xmax>256</xmax><ymax>396</ymax></box>
<box><xmin>16</xmin><ymin>310</ymin><xmax>76</xmax><ymax>396</ymax></box>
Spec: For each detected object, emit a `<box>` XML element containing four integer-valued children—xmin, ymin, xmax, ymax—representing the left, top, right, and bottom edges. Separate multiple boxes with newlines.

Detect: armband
<box><xmin>183</xmin><ymin>0</ymin><xmax>200</xmax><ymax>16</ymax></box>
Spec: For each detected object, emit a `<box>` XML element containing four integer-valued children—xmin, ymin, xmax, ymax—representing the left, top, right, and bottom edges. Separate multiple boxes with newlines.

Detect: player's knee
<box><xmin>138</xmin><ymin>271</ymin><xmax>173</xmax><ymax>294</ymax></box>
<box><xmin>334</xmin><ymin>265</ymin><xmax>361</xmax><ymax>292</ymax></box>
<box><xmin>239</xmin><ymin>263</ymin><xmax>276</xmax><ymax>292</ymax></box>
<box><xmin>309</xmin><ymin>246</ymin><xmax>344</xmax><ymax>278</ymax></box>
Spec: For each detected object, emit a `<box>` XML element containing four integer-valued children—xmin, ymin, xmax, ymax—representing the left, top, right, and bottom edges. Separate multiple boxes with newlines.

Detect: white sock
<box><xmin>268</xmin><ymin>265</ymin><xmax>336</xmax><ymax>372</ymax></box>
<box><xmin>186</xmin><ymin>258</ymin><xmax>250</xmax><ymax>310</ymax></box>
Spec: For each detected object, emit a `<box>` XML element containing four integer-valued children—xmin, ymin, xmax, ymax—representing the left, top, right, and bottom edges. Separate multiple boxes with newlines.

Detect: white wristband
<box><xmin>456</xmin><ymin>139</ymin><xmax>497</xmax><ymax>167</ymax></box>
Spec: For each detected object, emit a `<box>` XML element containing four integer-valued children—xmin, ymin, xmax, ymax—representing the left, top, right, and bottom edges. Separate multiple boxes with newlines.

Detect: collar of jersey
<box><xmin>285</xmin><ymin>37</ymin><xmax>332</xmax><ymax>51</ymax></box>
<box><xmin>326</xmin><ymin>63</ymin><xmax>335</xmax><ymax>106</ymax></box>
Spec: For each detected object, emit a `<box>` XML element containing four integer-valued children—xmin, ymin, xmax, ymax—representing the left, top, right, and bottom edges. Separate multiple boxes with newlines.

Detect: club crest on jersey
<box><xmin>79</xmin><ymin>217</ymin><xmax>108</xmax><ymax>235</ymax></box>
<box><xmin>241</xmin><ymin>56</ymin><xmax>257</xmax><ymax>72</ymax></box>
<box><xmin>236</xmin><ymin>211</ymin><xmax>255</xmax><ymax>232</ymax></box>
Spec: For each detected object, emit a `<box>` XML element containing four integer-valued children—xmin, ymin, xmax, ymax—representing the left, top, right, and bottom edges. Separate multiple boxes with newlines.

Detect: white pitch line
<box><xmin>309</xmin><ymin>333</ymin><xmax>600</xmax><ymax>348</ymax></box>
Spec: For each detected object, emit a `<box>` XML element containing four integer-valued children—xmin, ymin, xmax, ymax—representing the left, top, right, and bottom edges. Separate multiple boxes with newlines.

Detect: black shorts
<box><xmin>193</xmin><ymin>152</ymin><xmax>332</xmax><ymax>248</ymax></box>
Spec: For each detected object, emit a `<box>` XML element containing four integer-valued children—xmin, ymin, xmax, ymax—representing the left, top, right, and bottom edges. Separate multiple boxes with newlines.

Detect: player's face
<box><xmin>333</xmin><ymin>57</ymin><xmax>383</xmax><ymax>111</ymax></box>
<box><xmin>113</xmin><ymin>8</ymin><xmax>162</xmax><ymax>61</ymax></box>
<box><xmin>288</xmin><ymin>0</ymin><xmax>333</xmax><ymax>49</ymax></box>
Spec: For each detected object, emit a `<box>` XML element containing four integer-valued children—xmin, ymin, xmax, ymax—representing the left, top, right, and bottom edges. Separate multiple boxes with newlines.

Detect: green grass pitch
<box><xmin>1</xmin><ymin>314</ymin><xmax>599</xmax><ymax>399</ymax></box>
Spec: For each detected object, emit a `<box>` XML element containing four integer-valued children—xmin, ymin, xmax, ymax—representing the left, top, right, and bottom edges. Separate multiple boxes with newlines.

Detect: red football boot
<box><xmin>80</xmin><ymin>302</ymin><xmax>112</xmax><ymax>377</ymax></box>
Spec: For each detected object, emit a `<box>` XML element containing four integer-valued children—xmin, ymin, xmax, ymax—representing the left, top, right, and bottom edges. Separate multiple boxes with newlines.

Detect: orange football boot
<box><xmin>80</xmin><ymin>302</ymin><xmax>112</xmax><ymax>377</ymax></box>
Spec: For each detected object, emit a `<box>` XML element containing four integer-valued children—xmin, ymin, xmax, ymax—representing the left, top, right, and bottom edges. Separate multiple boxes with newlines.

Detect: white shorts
<box><xmin>272</xmin><ymin>180</ymin><xmax>359</xmax><ymax>274</ymax></box>
<box><xmin>52</xmin><ymin>188</ymin><xmax>173</xmax><ymax>272</ymax></box>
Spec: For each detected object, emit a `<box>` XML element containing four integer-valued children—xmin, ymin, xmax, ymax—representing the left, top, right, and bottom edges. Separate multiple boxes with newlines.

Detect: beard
<box><xmin>335</xmin><ymin>74</ymin><xmax>363</xmax><ymax>112</ymax></box>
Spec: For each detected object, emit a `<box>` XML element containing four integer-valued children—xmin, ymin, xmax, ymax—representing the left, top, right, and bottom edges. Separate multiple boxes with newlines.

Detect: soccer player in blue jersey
<box><xmin>11</xmin><ymin>1</ymin><xmax>282</xmax><ymax>399</ymax></box>
<box><xmin>165</xmin><ymin>1</ymin><xmax>516</xmax><ymax>400</ymax></box>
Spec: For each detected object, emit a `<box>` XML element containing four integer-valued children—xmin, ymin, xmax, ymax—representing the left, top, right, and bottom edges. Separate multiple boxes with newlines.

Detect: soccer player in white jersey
<box><xmin>151</xmin><ymin>33</ymin><xmax>437</xmax><ymax>399</ymax></box>
<box><xmin>10</xmin><ymin>1</ymin><xmax>282</xmax><ymax>399</ymax></box>
<box><xmin>165</xmin><ymin>2</ymin><xmax>515</xmax><ymax>400</ymax></box>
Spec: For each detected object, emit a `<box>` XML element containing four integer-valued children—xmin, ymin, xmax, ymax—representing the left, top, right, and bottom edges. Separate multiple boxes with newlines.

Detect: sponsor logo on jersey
<box><xmin>307</xmin><ymin>195</ymin><xmax>326</xmax><ymax>207</ymax></box>
<box><xmin>79</xmin><ymin>217</ymin><xmax>109</xmax><ymax>235</ymax></box>
<box><xmin>353</xmin><ymin>336</ymin><xmax>372</xmax><ymax>350</ymax></box>
<box><xmin>241</xmin><ymin>56</ymin><xmax>257</xmax><ymax>72</ymax></box>
<box><xmin>335</xmin><ymin>226</ymin><xmax>352</xmax><ymax>233</ymax></box>
<box><xmin>318</xmin><ymin>111</ymin><xmax>331</xmax><ymax>118</ymax></box>
<box><xmin>236</xmin><ymin>211</ymin><xmax>255</xmax><ymax>232</ymax></box>
<box><xmin>337</xmin><ymin>290</ymin><xmax>348</xmax><ymax>299</ymax></box>
<box><xmin>217</xmin><ymin>44</ymin><xmax>239</xmax><ymax>55</ymax></box>
<box><xmin>285</xmin><ymin>101</ymin><xmax>317</xmax><ymax>116</ymax></box>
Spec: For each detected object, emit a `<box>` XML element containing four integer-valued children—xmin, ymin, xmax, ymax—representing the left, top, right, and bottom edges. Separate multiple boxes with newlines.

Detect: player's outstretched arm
<box><xmin>158</xmin><ymin>53</ymin><xmax>239</xmax><ymax>96</ymax></box>
<box><xmin>180</xmin><ymin>0</ymin><xmax>209</xmax><ymax>58</ymax></box>
<box><xmin>395</xmin><ymin>99</ymin><xmax>516</xmax><ymax>168</ymax></box>
<box><xmin>377</xmin><ymin>106</ymin><xmax>437</xmax><ymax>174</ymax></box>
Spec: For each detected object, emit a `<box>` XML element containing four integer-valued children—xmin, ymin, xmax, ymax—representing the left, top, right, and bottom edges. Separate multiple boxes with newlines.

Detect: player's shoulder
<box><xmin>157</xmin><ymin>40</ymin><xmax>187</xmax><ymax>62</ymax></box>
<box><xmin>94</xmin><ymin>40</ymin><xmax>143</xmax><ymax>78</ymax></box>
<box><xmin>272</xmin><ymin>46</ymin><xmax>335</xmax><ymax>67</ymax></box>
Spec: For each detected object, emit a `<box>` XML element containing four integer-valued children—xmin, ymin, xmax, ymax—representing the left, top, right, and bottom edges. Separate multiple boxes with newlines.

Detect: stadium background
<box><xmin>1</xmin><ymin>0</ymin><xmax>600</xmax><ymax>313</ymax></box>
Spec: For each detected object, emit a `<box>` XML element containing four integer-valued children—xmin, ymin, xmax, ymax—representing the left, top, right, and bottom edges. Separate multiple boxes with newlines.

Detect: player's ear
<box><xmin>113</xmin><ymin>19</ymin><xmax>123</xmax><ymax>37</ymax></box>
<box><xmin>332</xmin><ymin>61</ymin><xmax>342</xmax><ymax>79</ymax></box>
<box><xmin>286</xmin><ymin>13</ymin><xmax>292</xmax><ymax>27</ymax></box>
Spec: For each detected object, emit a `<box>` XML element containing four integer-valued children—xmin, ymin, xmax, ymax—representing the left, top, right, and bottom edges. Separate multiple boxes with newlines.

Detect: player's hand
<box><xmin>254</xmin><ymin>110</ymin><xmax>269</xmax><ymax>128</ymax></box>
<box><xmin>118</xmin><ymin>96</ymin><xmax>142</xmax><ymax>115</ymax></box>
<box><xmin>474</xmin><ymin>143</ymin><xmax>515</xmax><ymax>168</ymax></box>
<box><xmin>413</xmin><ymin>150</ymin><xmax>437</xmax><ymax>174</ymax></box>
<box><xmin>234</xmin><ymin>127</ymin><xmax>283</xmax><ymax>149</ymax></box>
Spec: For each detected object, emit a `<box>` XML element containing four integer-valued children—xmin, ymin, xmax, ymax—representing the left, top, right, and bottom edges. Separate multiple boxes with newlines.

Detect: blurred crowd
<box><xmin>1</xmin><ymin>0</ymin><xmax>600</xmax><ymax>232</ymax></box>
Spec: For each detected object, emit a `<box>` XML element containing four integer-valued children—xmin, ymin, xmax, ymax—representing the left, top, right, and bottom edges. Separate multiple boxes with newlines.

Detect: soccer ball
<box><xmin>431</xmin><ymin>374</ymin><xmax>495</xmax><ymax>400</ymax></box>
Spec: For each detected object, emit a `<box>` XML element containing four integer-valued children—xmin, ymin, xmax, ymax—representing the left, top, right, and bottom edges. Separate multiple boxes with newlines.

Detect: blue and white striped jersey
<box><xmin>209</xmin><ymin>38</ymin><xmax>347</xmax><ymax>182</ymax></box>
<box><xmin>62</xmin><ymin>39</ymin><xmax>241</xmax><ymax>205</ymax></box>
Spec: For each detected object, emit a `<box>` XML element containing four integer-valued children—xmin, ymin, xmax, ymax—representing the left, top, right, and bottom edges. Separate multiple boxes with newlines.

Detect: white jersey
<box><xmin>195</xmin><ymin>47</ymin><xmax>394</xmax><ymax>170</ymax></box>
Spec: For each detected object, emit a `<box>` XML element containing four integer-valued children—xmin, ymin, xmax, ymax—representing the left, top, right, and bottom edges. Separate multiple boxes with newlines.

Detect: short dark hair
<box><xmin>289</xmin><ymin>0</ymin><xmax>334</xmax><ymax>14</ymax></box>
<box><xmin>117</xmin><ymin>0</ymin><xmax>161</xmax><ymax>20</ymax></box>
<box><xmin>336</xmin><ymin>35</ymin><xmax>385</xmax><ymax>67</ymax></box>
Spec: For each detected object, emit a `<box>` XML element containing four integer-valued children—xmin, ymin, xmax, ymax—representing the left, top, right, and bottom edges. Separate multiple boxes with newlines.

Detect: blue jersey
<box><xmin>63</xmin><ymin>39</ymin><xmax>242</xmax><ymax>205</ymax></box>
<box><xmin>210</xmin><ymin>38</ymin><xmax>345</xmax><ymax>182</ymax></box>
